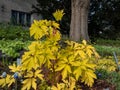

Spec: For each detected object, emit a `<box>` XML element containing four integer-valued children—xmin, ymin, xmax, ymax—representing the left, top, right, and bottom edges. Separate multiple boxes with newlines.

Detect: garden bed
<box><xmin>81</xmin><ymin>80</ymin><xmax>116</xmax><ymax>90</ymax></box>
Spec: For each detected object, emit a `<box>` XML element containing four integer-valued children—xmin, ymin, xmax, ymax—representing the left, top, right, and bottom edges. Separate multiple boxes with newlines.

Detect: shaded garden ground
<box><xmin>81</xmin><ymin>80</ymin><xmax>116</xmax><ymax>90</ymax></box>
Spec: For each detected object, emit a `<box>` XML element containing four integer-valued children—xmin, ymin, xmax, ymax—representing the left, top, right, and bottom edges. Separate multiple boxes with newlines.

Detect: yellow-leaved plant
<box><xmin>0</xmin><ymin>9</ymin><xmax>99</xmax><ymax>90</ymax></box>
<box><xmin>96</xmin><ymin>57</ymin><xmax>117</xmax><ymax>72</ymax></box>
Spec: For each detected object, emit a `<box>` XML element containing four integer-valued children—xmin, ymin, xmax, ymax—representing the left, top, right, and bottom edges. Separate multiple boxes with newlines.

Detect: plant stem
<box><xmin>5</xmin><ymin>78</ymin><xmax>7</xmax><ymax>90</ymax></box>
<box><xmin>113</xmin><ymin>52</ymin><xmax>120</xmax><ymax>71</ymax></box>
<box><xmin>2</xmin><ymin>56</ymin><xmax>5</xmax><ymax>66</ymax></box>
<box><xmin>52</xmin><ymin>63</ymin><xmax>56</xmax><ymax>85</ymax></box>
<box><xmin>15</xmin><ymin>79</ymin><xmax>17</xmax><ymax>90</ymax></box>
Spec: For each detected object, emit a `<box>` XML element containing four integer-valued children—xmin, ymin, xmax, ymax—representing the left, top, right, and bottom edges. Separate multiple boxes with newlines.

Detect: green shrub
<box><xmin>0</xmin><ymin>40</ymin><xmax>31</xmax><ymax>58</ymax></box>
<box><xmin>0</xmin><ymin>23</ymin><xmax>32</xmax><ymax>40</ymax></box>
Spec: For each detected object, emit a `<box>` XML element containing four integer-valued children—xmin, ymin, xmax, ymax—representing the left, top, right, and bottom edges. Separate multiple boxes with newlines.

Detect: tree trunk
<box><xmin>70</xmin><ymin>0</ymin><xmax>90</xmax><ymax>42</ymax></box>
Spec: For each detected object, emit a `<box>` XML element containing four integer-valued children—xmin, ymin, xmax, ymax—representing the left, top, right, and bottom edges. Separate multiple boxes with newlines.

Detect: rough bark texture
<box><xmin>70</xmin><ymin>0</ymin><xmax>90</xmax><ymax>42</ymax></box>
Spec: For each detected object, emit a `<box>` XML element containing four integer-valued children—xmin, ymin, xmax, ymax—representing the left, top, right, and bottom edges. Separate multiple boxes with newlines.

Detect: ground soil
<box><xmin>80</xmin><ymin>79</ymin><xmax>116</xmax><ymax>90</ymax></box>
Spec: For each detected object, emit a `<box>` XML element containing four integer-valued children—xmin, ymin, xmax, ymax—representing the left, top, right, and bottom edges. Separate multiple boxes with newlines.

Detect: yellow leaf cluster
<box><xmin>30</xmin><ymin>19</ymin><xmax>61</xmax><ymax>41</ymax></box>
<box><xmin>30</xmin><ymin>20</ymin><xmax>48</xmax><ymax>40</ymax></box>
<box><xmin>55</xmin><ymin>40</ymin><xmax>98</xmax><ymax>86</ymax></box>
<box><xmin>9</xmin><ymin>63</ymin><xmax>21</xmax><ymax>72</ymax></box>
<box><xmin>53</xmin><ymin>9</ymin><xmax>65</xmax><ymax>21</ymax></box>
<box><xmin>0</xmin><ymin>74</ymin><xmax>15</xmax><ymax>88</ymax></box>
<box><xmin>96</xmin><ymin>58</ymin><xmax>117</xmax><ymax>71</ymax></box>
<box><xmin>51</xmin><ymin>83</ymin><xmax>65</xmax><ymax>90</ymax></box>
<box><xmin>22</xmin><ymin>41</ymin><xmax>57</xmax><ymax>70</ymax></box>
<box><xmin>22</xmin><ymin>70</ymin><xmax>43</xmax><ymax>90</ymax></box>
<box><xmin>22</xmin><ymin>78</ymin><xmax>36</xmax><ymax>90</ymax></box>
<box><xmin>81</xmin><ymin>69</ymin><xmax>97</xmax><ymax>87</ymax></box>
<box><xmin>51</xmin><ymin>77</ymin><xmax>76</xmax><ymax>90</ymax></box>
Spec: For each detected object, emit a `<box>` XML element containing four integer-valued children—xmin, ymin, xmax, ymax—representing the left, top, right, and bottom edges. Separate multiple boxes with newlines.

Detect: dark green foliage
<box><xmin>94</xmin><ymin>39</ymin><xmax>120</xmax><ymax>47</ymax></box>
<box><xmin>95</xmin><ymin>69</ymin><xmax>109</xmax><ymax>80</ymax></box>
<box><xmin>89</xmin><ymin>0</ymin><xmax>120</xmax><ymax>40</ymax></box>
<box><xmin>0</xmin><ymin>23</ymin><xmax>32</xmax><ymax>41</ymax></box>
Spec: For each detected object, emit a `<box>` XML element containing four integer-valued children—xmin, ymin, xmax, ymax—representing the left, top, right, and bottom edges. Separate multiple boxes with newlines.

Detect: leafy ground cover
<box><xmin>0</xmin><ymin>40</ymin><xmax>31</xmax><ymax>58</ymax></box>
<box><xmin>0</xmin><ymin>23</ymin><xmax>32</xmax><ymax>41</ymax></box>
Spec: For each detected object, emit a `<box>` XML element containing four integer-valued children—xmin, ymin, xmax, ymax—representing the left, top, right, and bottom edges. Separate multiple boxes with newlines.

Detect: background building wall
<box><xmin>0</xmin><ymin>0</ymin><xmax>41</xmax><ymax>24</ymax></box>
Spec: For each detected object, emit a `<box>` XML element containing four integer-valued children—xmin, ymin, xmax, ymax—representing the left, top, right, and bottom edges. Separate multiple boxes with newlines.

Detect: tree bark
<box><xmin>70</xmin><ymin>0</ymin><xmax>90</xmax><ymax>42</ymax></box>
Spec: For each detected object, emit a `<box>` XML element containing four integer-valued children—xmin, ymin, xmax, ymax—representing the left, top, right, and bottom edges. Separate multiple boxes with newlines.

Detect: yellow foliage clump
<box><xmin>96</xmin><ymin>57</ymin><xmax>117</xmax><ymax>72</ymax></box>
<box><xmin>0</xmin><ymin>9</ymin><xmax>99</xmax><ymax>90</ymax></box>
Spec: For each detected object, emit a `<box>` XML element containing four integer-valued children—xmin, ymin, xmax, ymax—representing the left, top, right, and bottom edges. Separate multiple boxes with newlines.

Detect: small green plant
<box><xmin>0</xmin><ymin>40</ymin><xmax>31</xmax><ymax>58</ymax></box>
<box><xmin>0</xmin><ymin>10</ymin><xmax>99</xmax><ymax>90</ymax></box>
<box><xmin>95</xmin><ymin>69</ymin><xmax>109</xmax><ymax>80</ymax></box>
<box><xmin>0</xmin><ymin>23</ymin><xmax>31</xmax><ymax>40</ymax></box>
<box><xmin>108</xmin><ymin>72</ymin><xmax>120</xmax><ymax>90</ymax></box>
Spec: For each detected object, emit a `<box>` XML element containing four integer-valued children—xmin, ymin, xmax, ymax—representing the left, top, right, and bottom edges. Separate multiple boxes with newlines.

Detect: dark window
<box><xmin>11</xmin><ymin>10</ymin><xmax>31</xmax><ymax>26</ymax></box>
<box><xmin>19</xmin><ymin>12</ymin><xmax>25</xmax><ymax>25</ymax></box>
<box><xmin>26</xmin><ymin>13</ymin><xmax>31</xmax><ymax>26</ymax></box>
<box><xmin>11</xmin><ymin>10</ymin><xmax>18</xmax><ymax>24</ymax></box>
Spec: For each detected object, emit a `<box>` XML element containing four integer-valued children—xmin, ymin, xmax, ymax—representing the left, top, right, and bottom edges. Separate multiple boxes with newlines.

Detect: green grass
<box><xmin>94</xmin><ymin>39</ymin><xmax>120</xmax><ymax>47</ymax></box>
<box><xmin>108</xmin><ymin>72</ymin><xmax>120</xmax><ymax>90</ymax></box>
<box><xmin>94</xmin><ymin>45</ymin><xmax>120</xmax><ymax>56</ymax></box>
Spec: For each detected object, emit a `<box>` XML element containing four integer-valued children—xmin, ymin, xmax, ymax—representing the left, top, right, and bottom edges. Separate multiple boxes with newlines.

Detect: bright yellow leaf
<box><xmin>31</xmin><ymin>78</ymin><xmax>37</xmax><ymax>90</ymax></box>
<box><xmin>0</xmin><ymin>74</ymin><xmax>15</xmax><ymax>88</ymax></box>
<box><xmin>51</xmin><ymin>83</ymin><xmax>65</xmax><ymax>90</ymax></box>
<box><xmin>9</xmin><ymin>63</ymin><xmax>21</xmax><ymax>72</ymax></box>
<box><xmin>22</xmin><ymin>78</ymin><xmax>32</xmax><ymax>90</ymax></box>
<box><xmin>22</xmin><ymin>78</ymin><xmax>37</xmax><ymax>90</ymax></box>
<box><xmin>82</xmin><ymin>40</ymin><xmax>87</xmax><ymax>45</ymax></box>
<box><xmin>53</xmin><ymin>9</ymin><xmax>65</xmax><ymax>21</ymax></box>
<box><xmin>81</xmin><ymin>69</ymin><xmax>97</xmax><ymax>87</ymax></box>
<box><xmin>30</xmin><ymin>20</ymin><xmax>48</xmax><ymax>40</ymax></box>
<box><xmin>34</xmin><ymin>69</ymin><xmax>44</xmax><ymax>80</ymax></box>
